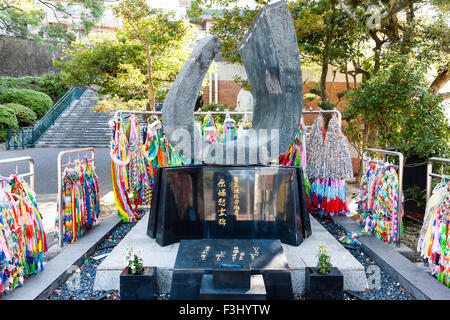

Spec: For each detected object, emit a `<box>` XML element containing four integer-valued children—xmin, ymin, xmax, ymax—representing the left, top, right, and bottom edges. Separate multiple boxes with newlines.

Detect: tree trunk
<box><xmin>345</xmin><ymin>63</ymin><xmax>350</xmax><ymax>90</ymax></box>
<box><xmin>430</xmin><ymin>63</ymin><xmax>450</xmax><ymax>93</ymax></box>
<box><xmin>319</xmin><ymin>5</ymin><xmax>337</xmax><ymax>106</ymax></box>
<box><xmin>145</xmin><ymin>46</ymin><xmax>156</xmax><ymax>111</ymax></box>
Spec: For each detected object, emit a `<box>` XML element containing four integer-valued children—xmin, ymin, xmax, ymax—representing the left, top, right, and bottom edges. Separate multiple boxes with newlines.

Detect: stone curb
<box><xmin>1</xmin><ymin>212</ymin><xmax>122</xmax><ymax>300</ymax></box>
<box><xmin>331</xmin><ymin>215</ymin><xmax>450</xmax><ymax>300</ymax></box>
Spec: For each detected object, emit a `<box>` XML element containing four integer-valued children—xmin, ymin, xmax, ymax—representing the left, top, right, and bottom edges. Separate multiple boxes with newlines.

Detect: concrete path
<box><xmin>1</xmin><ymin>213</ymin><xmax>121</xmax><ymax>300</ymax></box>
<box><xmin>332</xmin><ymin>215</ymin><xmax>450</xmax><ymax>300</ymax></box>
<box><xmin>93</xmin><ymin>213</ymin><xmax>369</xmax><ymax>294</ymax></box>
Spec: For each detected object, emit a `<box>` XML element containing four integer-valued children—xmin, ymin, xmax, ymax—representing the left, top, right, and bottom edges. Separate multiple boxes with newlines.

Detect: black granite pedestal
<box><xmin>199</xmin><ymin>274</ymin><xmax>267</xmax><ymax>300</ymax></box>
<box><xmin>147</xmin><ymin>165</ymin><xmax>312</xmax><ymax>246</ymax></box>
<box><xmin>170</xmin><ymin>239</ymin><xmax>293</xmax><ymax>300</ymax></box>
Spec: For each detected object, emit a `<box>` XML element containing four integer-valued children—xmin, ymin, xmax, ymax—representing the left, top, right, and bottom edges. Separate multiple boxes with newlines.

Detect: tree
<box><xmin>189</xmin><ymin>0</ymin><xmax>363</xmax><ymax>109</ymax></box>
<box><xmin>288</xmin><ymin>0</ymin><xmax>362</xmax><ymax>107</ymax></box>
<box><xmin>113</xmin><ymin>0</ymin><xmax>194</xmax><ymax>110</ymax></box>
<box><xmin>336</xmin><ymin>0</ymin><xmax>449</xmax><ymax>92</ymax></box>
<box><xmin>343</xmin><ymin>57</ymin><xmax>450</xmax><ymax>171</ymax></box>
<box><xmin>0</xmin><ymin>0</ymin><xmax>104</xmax><ymax>45</ymax></box>
<box><xmin>55</xmin><ymin>0</ymin><xmax>195</xmax><ymax>111</ymax></box>
<box><xmin>188</xmin><ymin>0</ymin><xmax>449</xmax><ymax>103</ymax></box>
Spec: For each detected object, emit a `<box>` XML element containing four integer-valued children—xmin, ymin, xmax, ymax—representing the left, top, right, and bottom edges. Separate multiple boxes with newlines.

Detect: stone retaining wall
<box><xmin>0</xmin><ymin>36</ymin><xmax>62</xmax><ymax>77</ymax></box>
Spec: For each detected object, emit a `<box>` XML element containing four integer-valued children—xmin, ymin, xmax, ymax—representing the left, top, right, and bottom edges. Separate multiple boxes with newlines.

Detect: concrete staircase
<box><xmin>35</xmin><ymin>89</ymin><xmax>111</xmax><ymax>148</ymax></box>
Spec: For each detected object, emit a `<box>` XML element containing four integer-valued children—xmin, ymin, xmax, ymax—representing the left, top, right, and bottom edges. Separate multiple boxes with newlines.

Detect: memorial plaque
<box><xmin>170</xmin><ymin>239</ymin><xmax>293</xmax><ymax>300</ymax></box>
<box><xmin>204</xmin><ymin>167</ymin><xmax>254</xmax><ymax>238</ymax></box>
<box><xmin>149</xmin><ymin>165</ymin><xmax>312</xmax><ymax>246</ymax></box>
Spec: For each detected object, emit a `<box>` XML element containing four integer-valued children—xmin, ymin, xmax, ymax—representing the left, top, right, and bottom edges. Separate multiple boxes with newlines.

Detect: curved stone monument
<box><xmin>148</xmin><ymin>1</ymin><xmax>311</xmax><ymax>250</ymax></box>
<box><xmin>162</xmin><ymin>0</ymin><xmax>303</xmax><ymax>165</ymax></box>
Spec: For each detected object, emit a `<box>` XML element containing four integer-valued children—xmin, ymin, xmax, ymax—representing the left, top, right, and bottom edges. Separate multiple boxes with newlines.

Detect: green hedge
<box><xmin>0</xmin><ymin>73</ymin><xmax>68</xmax><ymax>103</ymax></box>
<box><xmin>1</xmin><ymin>88</ymin><xmax>53</xmax><ymax>118</ymax></box>
<box><xmin>0</xmin><ymin>104</ymin><xmax>19</xmax><ymax>142</ymax></box>
<box><xmin>4</xmin><ymin>103</ymin><xmax>37</xmax><ymax>126</ymax></box>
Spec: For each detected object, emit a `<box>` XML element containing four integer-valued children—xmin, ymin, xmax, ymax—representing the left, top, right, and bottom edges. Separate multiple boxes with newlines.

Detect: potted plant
<box><xmin>305</xmin><ymin>245</ymin><xmax>344</xmax><ymax>300</ymax></box>
<box><xmin>120</xmin><ymin>248</ymin><xmax>156</xmax><ymax>300</ymax></box>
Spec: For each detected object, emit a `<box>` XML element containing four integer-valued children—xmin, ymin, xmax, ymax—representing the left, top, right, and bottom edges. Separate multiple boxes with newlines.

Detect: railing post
<box><xmin>0</xmin><ymin>156</ymin><xmax>35</xmax><ymax>192</ymax></box>
<box><xmin>21</xmin><ymin>128</ymin><xmax>24</xmax><ymax>150</ymax></box>
<box><xmin>397</xmin><ymin>153</ymin><xmax>404</xmax><ymax>248</ymax></box>
<box><xmin>6</xmin><ymin>129</ymin><xmax>10</xmax><ymax>150</ymax></box>
<box><xmin>426</xmin><ymin>157</ymin><xmax>450</xmax><ymax>203</ymax></box>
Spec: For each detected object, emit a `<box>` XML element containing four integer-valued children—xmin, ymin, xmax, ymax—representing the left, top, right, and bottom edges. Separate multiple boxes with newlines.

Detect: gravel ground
<box><xmin>47</xmin><ymin>213</ymin><xmax>144</xmax><ymax>300</ymax></box>
<box><xmin>400</xmin><ymin>218</ymin><xmax>423</xmax><ymax>261</ymax></box>
<box><xmin>314</xmin><ymin>215</ymin><xmax>415</xmax><ymax>300</ymax></box>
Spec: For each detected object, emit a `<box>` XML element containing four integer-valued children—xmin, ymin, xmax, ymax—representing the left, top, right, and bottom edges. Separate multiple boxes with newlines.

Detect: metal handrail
<box><xmin>426</xmin><ymin>157</ymin><xmax>450</xmax><ymax>202</ymax></box>
<box><xmin>35</xmin><ymin>87</ymin><xmax>75</xmax><ymax>130</ymax></box>
<box><xmin>113</xmin><ymin>108</ymin><xmax>343</xmax><ymax>124</ymax></box>
<box><xmin>32</xmin><ymin>87</ymin><xmax>86</xmax><ymax>145</ymax></box>
<box><xmin>302</xmin><ymin>109</ymin><xmax>342</xmax><ymax>125</ymax></box>
<box><xmin>113</xmin><ymin>110</ymin><xmax>253</xmax><ymax>118</ymax></box>
<box><xmin>363</xmin><ymin>148</ymin><xmax>404</xmax><ymax>247</ymax></box>
<box><xmin>0</xmin><ymin>156</ymin><xmax>35</xmax><ymax>191</ymax></box>
<box><xmin>57</xmin><ymin>147</ymin><xmax>96</xmax><ymax>247</ymax></box>
<box><xmin>6</xmin><ymin>87</ymin><xmax>86</xmax><ymax>149</ymax></box>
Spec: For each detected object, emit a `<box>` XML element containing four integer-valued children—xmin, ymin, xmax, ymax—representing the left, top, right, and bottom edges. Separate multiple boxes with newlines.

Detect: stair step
<box><xmin>37</xmin><ymin>89</ymin><xmax>120</xmax><ymax>146</ymax></box>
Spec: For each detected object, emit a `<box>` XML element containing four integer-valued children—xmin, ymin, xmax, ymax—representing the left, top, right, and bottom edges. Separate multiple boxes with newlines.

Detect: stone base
<box><xmin>200</xmin><ymin>274</ymin><xmax>267</xmax><ymax>300</ymax></box>
<box><xmin>170</xmin><ymin>239</ymin><xmax>293</xmax><ymax>300</ymax></box>
<box><xmin>93</xmin><ymin>213</ymin><xmax>368</xmax><ymax>294</ymax></box>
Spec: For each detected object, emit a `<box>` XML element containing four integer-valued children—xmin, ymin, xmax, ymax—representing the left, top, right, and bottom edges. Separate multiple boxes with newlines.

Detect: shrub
<box><xmin>4</xmin><ymin>103</ymin><xmax>37</xmax><ymax>126</ymax></box>
<box><xmin>0</xmin><ymin>73</ymin><xmax>68</xmax><ymax>103</ymax></box>
<box><xmin>344</xmin><ymin>58</ymin><xmax>450</xmax><ymax>160</ymax></box>
<box><xmin>1</xmin><ymin>89</ymin><xmax>53</xmax><ymax>118</ymax></box>
<box><xmin>0</xmin><ymin>104</ymin><xmax>19</xmax><ymax>142</ymax></box>
<box><xmin>316</xmin><ymin>245</ymin><xmax>332</xmax><ymax>274</ymax></box>
<box><xmin>34</xmin><ymin>73</ymin><xmax>68</xmax><ymax>102</ymax></box>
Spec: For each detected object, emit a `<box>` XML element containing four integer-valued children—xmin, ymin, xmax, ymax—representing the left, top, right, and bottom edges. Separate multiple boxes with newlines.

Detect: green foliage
<box><xmin>3</xmin><ymin>103</ymin><xmax>37</xmax><ymax>126</ymax></box>
<box><xmin>55</xmin><ymin>0</ymin><xmax>195</xmax><ymax>111</ymax></box>
<box><xmin>317</xmin><ymin>100</ymin><xmax>335</xmax><ymax>110</ymax></box>
<box><xmin>233</xmin><ymin>75</ymin><xmax>251</xmax><ymax>93</ymax></box>
<box><xmin>208</xmin><ymin>6</ymin><xmax>258</xmax><ymax>65</ymax></box>
<box><xmin>0</xmin><ymin>0</ymin><xmax>104</xmax><ymax>45</ymax></box>
<box><xmin>189</xmin><ymin>0</ymin><xmax>361</xmax><ymax>106</ymax></box>
<box><xmin>289</xmin><ymin>0</ymin><xmax>362</xmax><ymax>67</ymax></box>
<box><xmin>124</xmin><ymin>248</ymin><xmax>145</xmax><ymax>275</ymax></box>
<box><xmin>344</xmin><ymin>57</ymin><xmax>450</xmax><ymax>160</ymax></box>
<box><xmin>404</xmin><ymin>185</ymin><xmax>426</xmax><ymax>209</ymax></box>
<box><xmin>304</xmin><ymin>93</ymin><xmax>320</xmax><ymax>102</ymax></box>
<box><xmin>0</xmin><ymin>74</ymin><xmax>68</xmax><ymax>103</ymax></box>
<box><xmin>1</xmin><ymin>88</ymin><xmax>53</xmax><ymax>118</ymax></box>
<box><xmin>189</xmin><ymin>0</ymin><xmax>449</xmax><ymax>106</ymax></box>
<box><xmin>316</xmin><ymin>245</ymin><xmax>332</xmax><ymax>274</ymax></box>
<box><xmin>0</xmin><ymin>104</ymin><xmax>19</xmax><ymax>142</ymax></box>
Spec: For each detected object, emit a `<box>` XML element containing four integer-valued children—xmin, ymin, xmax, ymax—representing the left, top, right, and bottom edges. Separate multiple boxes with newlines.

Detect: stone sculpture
<box><xmin>162</xmin><ymin>0</ymin><xmax>303</xmax><ymax>165</ymax></box>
